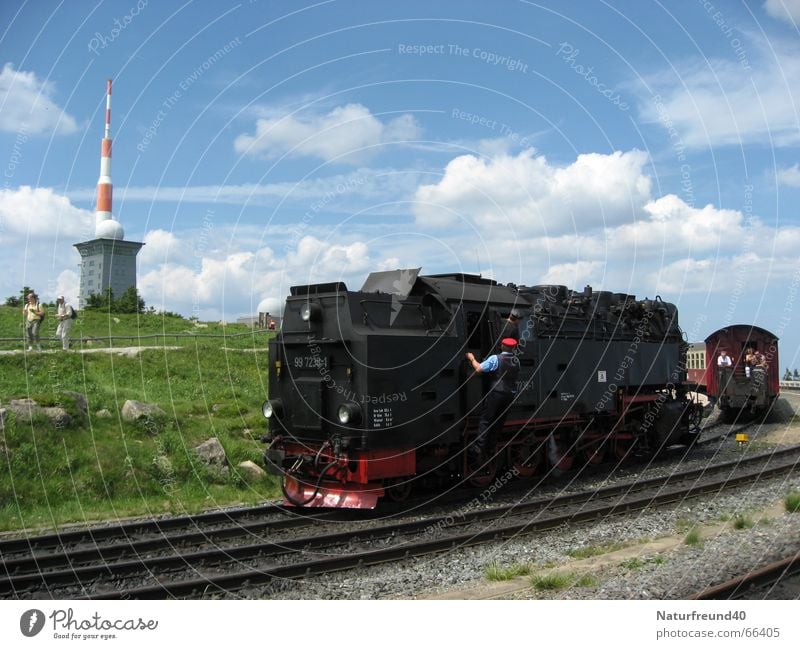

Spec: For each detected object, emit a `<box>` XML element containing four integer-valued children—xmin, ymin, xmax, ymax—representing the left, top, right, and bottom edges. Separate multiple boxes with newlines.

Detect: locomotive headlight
<box><xmin>300</xmin><ymin>302</ymin><xmax>322</xmax><ymax>322</ymax></box>
<box><xmin>262</xmin><ymin>399</ymin><xmax>282</xmax><ymax>419</ymax></box>
<box><xmin>337</xmin><ymin>402</ymin><xmax>362</xmax><ymax>425</ymax></box>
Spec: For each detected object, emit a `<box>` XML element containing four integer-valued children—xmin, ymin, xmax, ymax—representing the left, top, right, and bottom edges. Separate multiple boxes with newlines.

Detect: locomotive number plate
<box><xmin>292</xmin><ymin>356</ymin><xmax>329</xmax><ymax>370</ymax></box>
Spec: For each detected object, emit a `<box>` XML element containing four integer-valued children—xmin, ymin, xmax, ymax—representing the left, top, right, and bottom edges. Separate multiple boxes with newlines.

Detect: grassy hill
<box><xmin>0</xmin><ymin>304</ymin><xmax>255</xmax><ymax>349</ymax></box>
<box><xmin>0</xmin><ymin>306</ymin><xmax>281</xmax><ymax>532</ymax></box>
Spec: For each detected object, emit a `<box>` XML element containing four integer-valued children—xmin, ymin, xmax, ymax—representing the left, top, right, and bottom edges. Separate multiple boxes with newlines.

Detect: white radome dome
<box><xmin>96</xmin><ymin>219</ymin><xmax>125</xmax><ymax>240</ymax></box>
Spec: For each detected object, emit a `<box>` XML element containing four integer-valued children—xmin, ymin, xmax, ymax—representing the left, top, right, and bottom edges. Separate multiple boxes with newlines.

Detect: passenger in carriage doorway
<box><xmin>465</xmin><ymin>338</ymin><xmax>521</xmax><ymax>461</ymax></box>
<box><xmin>744</xmin><ymin>346</ymin><xmax>755</xmax><ymax>379</ymax></box>
<box><xmin>717</xmin><ymin>349</ymin><xmax>732</xmax><ymax>368</ymax></box>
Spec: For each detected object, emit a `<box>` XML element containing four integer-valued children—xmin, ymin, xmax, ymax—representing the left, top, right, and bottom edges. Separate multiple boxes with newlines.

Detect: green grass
<box><xmin>785</xmin><ymin>490</ymin><xmax>800</xmax><ymax>513</ymax></box>
<box><xmin>567</xmin><ymin>542</ymin><xmax>626</xmax><ymax>559</ymax></box>
<box><xmin>529</xmin><ymin>571</ymin><xmax>595</xmax><ymax>591</ymax></box>
<box><xmin>683</xmin><ymin>527</ymin><xmax>702</xmax><ymax>546</ymax></box>
<box><xmin>0</xmin><ymin>309</ymin><xmax>281</xmax><ymax>532</ymax></box>
<box><xmin>485</xmin><ymin>562</ymin><xmax>532</xmax><ymax>581</ymax></box>
<box><xmin>0</xmin><ymin>305</ymin><xmax>260</xmax><ymax>350</ymax></box>
<box><xmin>732</xmin><ymin>514</ymin><xmax>755</xmax><ymax>530</ymax></box>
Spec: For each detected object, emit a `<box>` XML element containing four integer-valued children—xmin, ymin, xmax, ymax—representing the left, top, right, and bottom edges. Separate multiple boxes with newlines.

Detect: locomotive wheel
<box><xmin>555</xmin><ymin>451</ymin><xmax>574</xmax><ymax>472</ymax></box>
<box><xmin>508</xmin><ymin>437</ymin><xmax>544</xmax><ymax>477</ymax></box>
<box><xmin>613</xmin><ymin>434</ymin><xmax>636</xmax><ymax>460</ymax></box>
<box><xmin>467</xmin><ymin>455</ymin><xmax>497</xmax><ymax>487</ymax></box>
<box><xmin>384</xmin><ymin>477</ymin><xmax>413</xmax><ymax>502</ymax></box>
<box><xmin>582</xmin><ymin>435</ymin><xmax>607</xmax><ymax>465</ymax></box>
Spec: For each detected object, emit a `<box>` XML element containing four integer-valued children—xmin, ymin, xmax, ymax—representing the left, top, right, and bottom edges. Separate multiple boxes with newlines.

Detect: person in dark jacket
<box><xmin>465</xmin><ymin>337</ymin><xmax>520</xmax><ymax>460</ymax></box>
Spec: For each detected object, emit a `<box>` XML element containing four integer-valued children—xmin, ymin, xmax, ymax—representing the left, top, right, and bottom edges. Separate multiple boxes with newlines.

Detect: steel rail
<box><xmin>689</xmin><ymin>551</ymin><xmax>800</xmax><ymax>599</ymax></box>
<box><xmin>83</xmin><ymin>454</ymin><xmax>798</xmax><ymax>600</ymax></box>
<box><xmin>4</xmin><ymin>446</ymin><xmax>794</xmax><ymax>599</ymax></box>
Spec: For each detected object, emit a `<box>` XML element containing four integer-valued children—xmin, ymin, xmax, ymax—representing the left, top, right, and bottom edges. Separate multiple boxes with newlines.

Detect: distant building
<box><xmin>236</xmin><ymin>315</ymin><xmax>259</xmax><ymax>327</ymax></box>
<box><xmin>687</xmin><ymin>342</ymin><xmax>706</xmax><ymax>371</ymax></box>
<box><xmin>75</xmin><ymin>239</ymin><xmax>143</xmax><ymax>307</ymax></box>
<box><xmin>235</xmin><ymin>312</ymin><xmax>282</xmax><ymax>329</ymax></box>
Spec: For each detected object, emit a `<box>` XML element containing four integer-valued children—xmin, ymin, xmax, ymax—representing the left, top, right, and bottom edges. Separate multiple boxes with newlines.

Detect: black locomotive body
<box><xmin>263</xmin><ymin>269</ymin><xmax>701</xmax><ymax>508</ymax></box>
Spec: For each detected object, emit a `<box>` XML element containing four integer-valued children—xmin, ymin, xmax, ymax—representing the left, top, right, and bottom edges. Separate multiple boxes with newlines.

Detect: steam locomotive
<box><xmin>262</xmin><ymin>269</ymin><xmax>702</xmax><ymax>508</ymax></box>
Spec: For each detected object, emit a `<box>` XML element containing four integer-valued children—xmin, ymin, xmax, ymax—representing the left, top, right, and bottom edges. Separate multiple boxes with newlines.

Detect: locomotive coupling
<box><xmin>263</xmin><ymin>445</ymin><xmax>285</xmax><ymax>476</ymax></box>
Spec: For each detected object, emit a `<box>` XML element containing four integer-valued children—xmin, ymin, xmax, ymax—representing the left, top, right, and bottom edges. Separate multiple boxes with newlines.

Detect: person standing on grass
<box><xmin>55</xmin><ymin>295</ymin><xmax>74</xmax><ymax>351</ymax></box>
<box><xmin>22</xmin><ymin>291</ymin><xmax>45</xmax><ymax>351</ymax></box>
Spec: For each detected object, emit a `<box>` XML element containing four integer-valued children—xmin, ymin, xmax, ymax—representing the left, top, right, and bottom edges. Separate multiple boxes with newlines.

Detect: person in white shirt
<box><xmin>717</xmin><ymin>350</ymin><xmax>732</xmax><ymax>368</ymax></box>
<box><xmin>55</xmin><ymin>295</ymin><xmax>74</xmax><ymax>351</ymax></box>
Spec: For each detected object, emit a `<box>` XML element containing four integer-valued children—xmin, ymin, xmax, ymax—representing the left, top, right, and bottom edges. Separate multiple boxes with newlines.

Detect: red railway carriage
<box><xmin>705</xmin><ymin>325</ymin><xmax>779</xmax><ymax>418</ymax></box>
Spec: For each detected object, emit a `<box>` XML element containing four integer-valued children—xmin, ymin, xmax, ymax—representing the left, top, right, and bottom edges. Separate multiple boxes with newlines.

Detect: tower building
<box><xmin>74</xmin><ymin>79</ymin><xmax>143</xmax><ymax>307</ymax></box>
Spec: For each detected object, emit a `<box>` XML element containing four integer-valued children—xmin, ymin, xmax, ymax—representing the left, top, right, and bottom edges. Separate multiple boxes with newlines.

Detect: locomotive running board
<box><xmin>283</xmin><ymin>476</ymin><xmax>384</xmax><ymax>509</ymax></box>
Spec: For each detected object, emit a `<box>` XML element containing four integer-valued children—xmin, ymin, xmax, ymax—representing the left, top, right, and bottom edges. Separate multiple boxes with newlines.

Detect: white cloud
<box><xmin>3</xmin><ymin>151</ymin><xmax>797</xmax><ymax>326</ymax></box>
<box><xmin>55</xmin><ymin>269</ymin><xmax>80</xmax><ymax>304</ymax></box>
<box><xmin>637</xmin><ymin>38</ymin><xmax>800</xmax><ymax>148</ymax></box>
<box><xmin>0</xmin><ymin>63</ymin><xmax>78</xmax><ymax>135</ymax></box>
<box><xmin>413</xmin><ymin>149</ymin><xmax>651</xmax><ymax>234</ymax></box>
<box><xmin>234</xmin><ymin>103</ymin><xmax>421</xmax><ymax>163</ymax></box>
<box><xmin>139</xmin><ymin>229</ymin><xmax>184</xmax><ymax>266</ymax></box>
<box><xmin>777</xmin><ymin>163</ymin><xmax>800</xmax><ymax>186</ymax></box>
<box><xmin>764</xmin><ymin>0</ymin><xmax>800</xmax><ymax>25</ymax></box>
<box><xmin>540</xmin><ymin>261</ymin><xmax>606</xmax><ymax>287</ymax></box>
<box><xmin>410</xmin><ymin>147</ymin><xmax>800</xmax><ymax>301</ymax></box>
<box><xmin>66</xmin><ymin>169</ymin><xmax>422</xmax><ymax>208</ymax></box>
<box><xmin>137</xmin><ymin>234</ymin><xmax>372</xmax><ymax>320</ymax></box>
<box><xmin>0</xmin><ymin>185</ymin><xmax>92</xmax><ymax>239</ymax></box>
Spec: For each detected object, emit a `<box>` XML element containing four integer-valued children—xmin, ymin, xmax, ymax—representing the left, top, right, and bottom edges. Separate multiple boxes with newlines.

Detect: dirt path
<box><xmin>0</xmin><ymin>346</ymin><xmax>181</xmax><ymax>357</ymax></box>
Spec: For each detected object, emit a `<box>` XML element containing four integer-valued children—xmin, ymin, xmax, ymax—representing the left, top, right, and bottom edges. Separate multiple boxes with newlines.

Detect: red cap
<box><xmin>501</xmin><ymin>338</ymin><xmax>517</xmax><ymax>348</ymax></box>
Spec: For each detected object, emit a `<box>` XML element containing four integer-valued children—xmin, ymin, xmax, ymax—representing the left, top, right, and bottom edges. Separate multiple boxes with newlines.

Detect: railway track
<box><xmin>0</xmin><ymin>418</ymin><xmax>739</xmax><ymax>568</ymax></box>
<box><xmin>4</xmin><ymin>445</ymin><xmax>798</xmax><ymax>599</ymax></box>
<box><xmin>689</xmin><ymin>551</ymin><xmax>800</xmax><ymax>599</ymax></box>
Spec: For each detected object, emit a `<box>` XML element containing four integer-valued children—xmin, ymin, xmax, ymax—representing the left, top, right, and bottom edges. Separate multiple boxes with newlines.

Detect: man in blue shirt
<box><xmin>465</xmin><ymin>338</ymin><xmax>521</xmax><ymax>461</ymax></box>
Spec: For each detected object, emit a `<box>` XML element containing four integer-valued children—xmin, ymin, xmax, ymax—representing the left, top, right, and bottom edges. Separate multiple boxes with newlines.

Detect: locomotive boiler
<box><xmin>262</xmin><ymin>269</ymin><xmax>702</xmax><ymax>508</ymax></box>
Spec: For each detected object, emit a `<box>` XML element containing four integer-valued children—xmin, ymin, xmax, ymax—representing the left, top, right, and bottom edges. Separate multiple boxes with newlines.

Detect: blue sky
<box><xmin>1</xmin><ymin>0</ymin><xmax>799</xmax><ymax>368</ymax></box>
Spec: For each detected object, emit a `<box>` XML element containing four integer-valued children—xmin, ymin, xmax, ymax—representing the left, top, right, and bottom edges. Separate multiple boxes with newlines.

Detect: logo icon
<box><xmin>20</xmin><ymin>609</ymin><xmax>45</xmax><ymax>637</ymax></box>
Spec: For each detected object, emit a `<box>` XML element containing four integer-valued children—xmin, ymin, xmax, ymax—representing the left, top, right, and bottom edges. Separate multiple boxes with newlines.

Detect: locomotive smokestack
<box><xmin>94</xmin><ymin>78</ymin><xmax>124</xmax><ymax>240</ymax></box>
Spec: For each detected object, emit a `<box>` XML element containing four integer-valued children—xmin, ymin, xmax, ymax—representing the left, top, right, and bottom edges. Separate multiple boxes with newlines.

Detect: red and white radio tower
<box><xmin>94</xmin><ymin>78</ymin><xmax>124</xmax><ymax>240</ymax></box>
